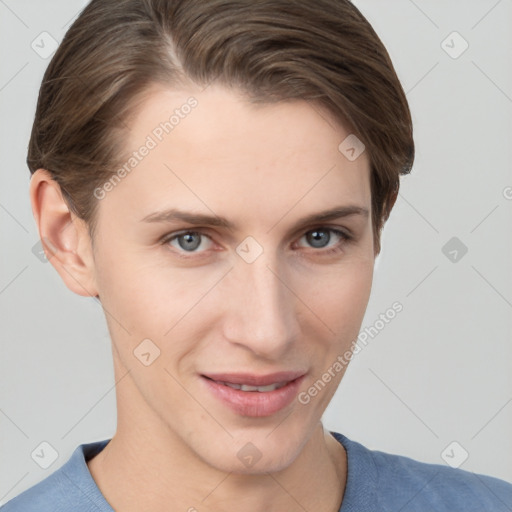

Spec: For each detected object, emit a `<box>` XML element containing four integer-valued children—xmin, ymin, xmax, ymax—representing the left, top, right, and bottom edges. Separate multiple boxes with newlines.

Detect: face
<box><xmin>89</xmin><ymin>83</ymin><xmax>375</xmax><ymax>474</ymax></box>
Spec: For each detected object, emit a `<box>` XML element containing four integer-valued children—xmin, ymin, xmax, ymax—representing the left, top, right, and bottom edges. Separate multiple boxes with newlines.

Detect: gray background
<box><xmin>1</xmin><ymin>0</ymin><xmax>511</xmax><ymax>504</ymax></box>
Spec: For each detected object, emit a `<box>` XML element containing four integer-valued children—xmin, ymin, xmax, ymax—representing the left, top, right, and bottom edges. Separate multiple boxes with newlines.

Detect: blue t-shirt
<box><xmin>2</xmin><ymin>431</ymin><xmax>511</xmax><ymax>511</ymax></box>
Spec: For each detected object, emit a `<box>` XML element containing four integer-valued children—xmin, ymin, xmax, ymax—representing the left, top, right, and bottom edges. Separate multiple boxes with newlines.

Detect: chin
<box><xmin>219</xmin><ymin>451</ymin><xmax>297</xmax><ymax>476</ymax></box>
<box><xmin>197</xmin><ymin>433</ymin><xmax>304</xmax><ymax>476</ymax></box>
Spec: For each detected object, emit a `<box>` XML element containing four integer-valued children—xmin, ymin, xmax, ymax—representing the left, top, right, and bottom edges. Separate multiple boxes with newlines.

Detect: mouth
<box><xmin>200</xmin><ymin>370</ymin><xmax>306</xmax><ymax>387</ymax></box>
<box><xmin>200</xmin><ymin>372</ymin><xmax>307</xmax><ymax>417</ymax></box>
<box><xmin>202</xmin><ymin>376</ymin><xmax>293</xmax><ymax>392</ymax></box>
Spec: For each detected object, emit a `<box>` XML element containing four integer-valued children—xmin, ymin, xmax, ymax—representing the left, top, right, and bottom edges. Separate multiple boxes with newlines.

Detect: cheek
<box><xmin>295</xmin><ymin>259</ymin><xmax>373</xmax><ymax>403</ymax></box>
<box><xmin>296</xmin><ymin>255</ymin><xmax>374</xmax><ymax>331</ymax></box>
<box><xmin>94</xmin><ymin>246</ymin><xmax>220</xmax><ymax>354</ymax></box>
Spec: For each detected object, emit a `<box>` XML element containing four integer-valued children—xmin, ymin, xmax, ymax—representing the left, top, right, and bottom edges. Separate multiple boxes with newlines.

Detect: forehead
<box><xmin>106</xmin><ymin>83</ymin><xmax>371</xmax><ymax>226</ymax></box>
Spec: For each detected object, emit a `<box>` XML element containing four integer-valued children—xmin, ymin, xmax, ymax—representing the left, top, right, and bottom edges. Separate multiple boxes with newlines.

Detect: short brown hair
<box><xmin>27</xmin><ymin>0</ymin><xmax>414</xmax><ymax>254</ymax></box>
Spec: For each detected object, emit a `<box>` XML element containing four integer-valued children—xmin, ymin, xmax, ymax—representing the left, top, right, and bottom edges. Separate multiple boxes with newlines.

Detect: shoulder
<box><xmin>1</xmin><ymin>469</ymin><xmax>70</xmax><ymax>512</ymax></box>
<box><xmin>0</xmin><ymin>440</ymin><xmax>112</xmax><ymax>512</ymax></box>
<box><xmin>330</xmin><ymin>431</ymin><xmax>512</xmax><ymax>511</ymax></box>
<box><xmin>370</xmin><ymin>444</ymin><xmax>512</xmax><ymax>511</ymax></box>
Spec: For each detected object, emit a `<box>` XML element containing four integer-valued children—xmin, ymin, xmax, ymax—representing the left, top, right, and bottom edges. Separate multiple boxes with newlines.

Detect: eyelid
<box><xmin>293</xmin><ymin>226</ymin><xmax>352</xmax><ymax>250</ymax></box>
<box><xmin>161</xmin><ymin>225</ymin><xmax>353</xmax><ymax>256</ymax></box>
<box><xmin>161</xmin><ymin>230</ymin><xmax>215</xmax><ymax>256</ymax></box>
<box><xmin>298</xmin><ymin>224</ymin><xmax>353</xmax><ymax>240</ymax></box>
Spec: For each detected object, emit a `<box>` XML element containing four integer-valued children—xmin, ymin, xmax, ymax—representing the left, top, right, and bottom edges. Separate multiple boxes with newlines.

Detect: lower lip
<box><xmin>201</xmin><ymin>375</ymin><xmax>306</xmax><ymax>417</ymax></box>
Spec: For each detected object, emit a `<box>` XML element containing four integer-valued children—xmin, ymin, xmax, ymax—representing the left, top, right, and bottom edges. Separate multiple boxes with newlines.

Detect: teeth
<box><xmin>220</xmin><ymin>381</ymin><xmax>288</xmax><ymax>392</ymax></box>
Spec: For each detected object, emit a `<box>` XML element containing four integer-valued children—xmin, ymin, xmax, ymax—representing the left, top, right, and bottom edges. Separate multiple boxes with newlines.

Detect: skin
<box><xmin>30</xmin><ymin>83</ymin><xmax>377</xmax><ymax>512</ymax></box>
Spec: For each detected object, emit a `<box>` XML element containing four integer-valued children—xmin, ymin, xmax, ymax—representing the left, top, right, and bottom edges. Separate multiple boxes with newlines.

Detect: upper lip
<box><xmin>202</xmin><ymin>371</ymin><xmax>306</xmax><ymax>386</ymax></box>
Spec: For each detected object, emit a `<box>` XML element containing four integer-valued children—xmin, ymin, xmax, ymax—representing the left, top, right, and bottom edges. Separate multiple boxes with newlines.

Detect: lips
<box><xmin>201</xmin><ymin>372</ymin><xmax>307</xmax><ymax>416</ymax></box>
<box><xmin>220</xmin><ymin>381</ymin><xmax>288</xmax><ymax>392</ymax></box>
<box><xmin>201</xmin><ymin>370</ymin><xmax>306</xmax><ymax>387</ymax></box>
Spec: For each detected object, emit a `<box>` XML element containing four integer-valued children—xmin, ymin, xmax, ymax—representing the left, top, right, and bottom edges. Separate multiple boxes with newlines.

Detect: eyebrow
<box><xmin>141</xmin><ymin>205</ymin><xmax>369</xmax><ymax>231</ymax></box>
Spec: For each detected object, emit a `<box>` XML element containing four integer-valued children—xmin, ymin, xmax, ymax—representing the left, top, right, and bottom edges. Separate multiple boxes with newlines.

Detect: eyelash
<box><xmin>160</xmin><ymin>227</ymin><xmax>353</xmax><ymax>259</ymax></box>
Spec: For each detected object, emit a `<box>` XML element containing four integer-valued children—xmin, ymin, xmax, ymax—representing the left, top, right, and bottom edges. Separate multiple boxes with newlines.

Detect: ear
<box><xmin>29</xmin><ymin>168</ymin><xmax>99</xmax><ymax>298</ymax></box>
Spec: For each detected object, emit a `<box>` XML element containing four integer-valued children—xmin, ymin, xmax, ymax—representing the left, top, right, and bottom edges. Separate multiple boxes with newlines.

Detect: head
<box><xmin>28</xmin><ymin>0</ymin><xmax>413</xmax><ymax>474</ymax></box>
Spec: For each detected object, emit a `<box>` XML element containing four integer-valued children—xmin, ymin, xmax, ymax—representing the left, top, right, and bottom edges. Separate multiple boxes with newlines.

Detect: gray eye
<box><xmin>306</xmin><ymin>229</ymin><xmax>331</xmax><ymax>248</ymax></box>
<box><xmin>164</xmin><ymin>230</ymin><xmax>214</xmax><ymax>255</ymax></box>
<box><xmin>176</xmin><ymin>232</ymin><xmax>203</xmax><ymax>251</ymax></box>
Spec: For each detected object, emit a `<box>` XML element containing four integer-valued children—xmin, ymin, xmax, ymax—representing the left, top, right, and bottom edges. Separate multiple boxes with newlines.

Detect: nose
<box><xmin>221</xmin><ymin>252</ymin><xmax>300</xmax><ymax>359</ymax></box>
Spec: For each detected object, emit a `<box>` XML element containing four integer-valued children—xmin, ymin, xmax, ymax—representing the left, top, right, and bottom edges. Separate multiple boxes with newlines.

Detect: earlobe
<box><xmin>29</xmin><ymin>169</ymin><xmax>99</xmax><ymax>298</ymax></box>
